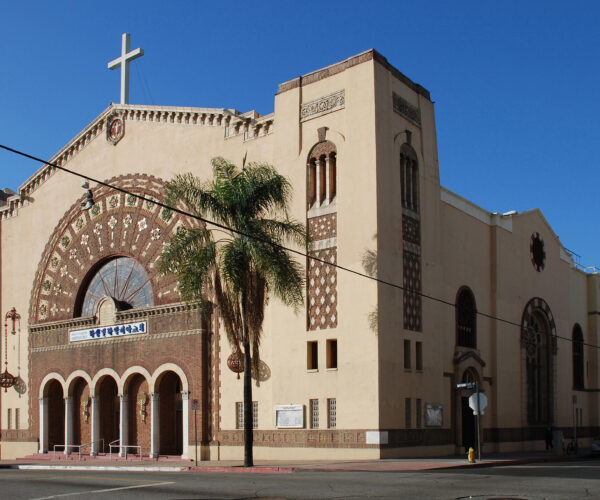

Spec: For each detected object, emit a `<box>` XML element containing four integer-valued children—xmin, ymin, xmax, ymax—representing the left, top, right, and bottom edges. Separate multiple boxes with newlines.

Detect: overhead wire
<box><xmin>0</xmin><ymin>143</ymin><xmax>598</xmax><ymax>351</ymax></box>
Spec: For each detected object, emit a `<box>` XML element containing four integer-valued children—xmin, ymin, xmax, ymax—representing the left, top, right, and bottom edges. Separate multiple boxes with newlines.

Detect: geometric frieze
<box><xmin>307</xmin><ymin>247</ymin><xmax>338</xmax><ymax>330</ymax></box>
<box><xmin>392</xmin><ymin>92</ymin><xmax>421</xmax><ymax>126</ymax></box>
<box><xmin>300</xmin><ymin>90</ymin><xmax>345</xmax><ymax>122</ymax></box>
<box><xmin>29</xmin><ymin>174</ymin><xmax>197</xmax><ymax>325</ymax></box>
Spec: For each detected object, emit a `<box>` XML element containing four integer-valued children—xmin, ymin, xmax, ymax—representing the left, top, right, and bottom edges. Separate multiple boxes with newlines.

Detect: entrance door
<box><xmin>461</xmin><ymin>396</ymin><xmax>475</xmax><ymax>452</ymax></box>
<box><xmin>98</xmin><ymin>377</ymin><xmax>119</xmax><ymax>452</ymax></box>
<box><xmin>46</xmin><ymin>380</ymin><xmax>65</xmax><ymax>451</ymax></box>
<box><xmin>158</xmin><ymin>371</ymin><xmax>183</xmax><ymax>455</ymax></box>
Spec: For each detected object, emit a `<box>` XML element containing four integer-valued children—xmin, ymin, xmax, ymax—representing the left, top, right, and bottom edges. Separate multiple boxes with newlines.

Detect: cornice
<box><xmin>29</xmin><ymin>301</ymin><xmax>200</xmax><ymax>334</ymax></box>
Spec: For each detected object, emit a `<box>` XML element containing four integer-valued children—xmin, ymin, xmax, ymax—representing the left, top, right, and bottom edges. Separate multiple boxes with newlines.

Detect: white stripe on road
<box><xmin>29</xmin><ymin>481</ymin><xmax>175</xmax><ymax>499</ymax></box>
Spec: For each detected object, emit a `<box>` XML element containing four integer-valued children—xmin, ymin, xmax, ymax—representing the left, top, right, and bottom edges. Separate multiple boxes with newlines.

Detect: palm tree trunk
<box><xmin>241</xmin><ymin>295</ymin><xmax>253</xmax><ymax>467</ymax></box>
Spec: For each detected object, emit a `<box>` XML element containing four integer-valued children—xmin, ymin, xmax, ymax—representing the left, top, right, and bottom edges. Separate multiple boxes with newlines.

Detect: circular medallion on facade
<box><xmin>530</xmin><ymin>232</ymin><xmax>545</xmax><ymax>272</ymax></box>
<box><xmin>106</xmin><ymin>116</ymin><xmax>124</xmax><ymax>145</ymax></box>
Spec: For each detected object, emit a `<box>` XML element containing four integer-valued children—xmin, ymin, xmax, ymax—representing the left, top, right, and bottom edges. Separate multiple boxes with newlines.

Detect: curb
<box><xmin>440</xmin><ymin>455</ymin><xmax>584</xmax><ymax>470</ymax></box>
<box><xmin>14</xmin><ymin>465</ymin><xmax>185</xmax><ymax>472</ymax></box>
<box><xmin>185</xmin><ymin>466</ymin><xmax>294</xmax><ymax>474</ymax></box>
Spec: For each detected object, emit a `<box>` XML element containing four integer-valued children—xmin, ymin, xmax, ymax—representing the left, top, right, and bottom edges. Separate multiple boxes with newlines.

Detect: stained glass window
<box><xmin>80</xmin><ymin>257</ymin><xmax>153</xmax><ymax>317</ymax></box>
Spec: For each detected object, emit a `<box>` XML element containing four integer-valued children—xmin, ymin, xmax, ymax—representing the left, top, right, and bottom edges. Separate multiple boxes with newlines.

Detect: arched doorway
<box><xmin>125</xmin><ymin>373</ymin><xmax>151</xmax><ymax>455</ymax></box>
<box><xmin>45</xmin><ymin>379</ymin><xmax>65</xmax><ymax>452</ymax></box>
<box><xmin>97</xmin><ymin>376</ymin><xmax>119</xmax><ymax>453</ymax></box>
<box><xmin>460</xmin><ymin>368</ymin><xmax>479</xmax><ymax>453</ymax></box>
<box><xmin>71</xmin><ymin>378</ymin><xmax>90</xmax><ymax>448</ymax></box>
<box><xmin>158</xmin><ymin>371</ymin><xmax>183</xmax><ymax>455</ymax></box>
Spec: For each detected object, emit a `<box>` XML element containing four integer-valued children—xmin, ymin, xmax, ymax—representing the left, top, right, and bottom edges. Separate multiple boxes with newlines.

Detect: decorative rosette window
<box><xmin>29</xmin><ymin>174</ymin><xmax>197</xmax><ymax>325</ymax></box>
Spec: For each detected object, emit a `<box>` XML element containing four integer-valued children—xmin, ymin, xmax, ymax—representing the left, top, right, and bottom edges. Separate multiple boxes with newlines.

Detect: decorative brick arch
<box><xmin>39</xmin><ymin>372</ymin><xmax>66</xmax><ymax>398</ymax></box>
<box><xmin>28</xmin><ymin>174</ymin><xmax>197</xmax><ymax>325</ymax></box>
<box><xmin>90</xmin><ymin>368</ymin><xmax>121</xmax><ymax>397</ymax></box>
<box><xmin>65</xmin><ymin>370</ymin><xmax>93</xmax><ymax>397</ymax></box>
<box><xmin>150</xmin><ymin>363</ymin><xmax>189</xmax><ymax>393</ymax></box>
<box><xmin>120</xmin><ymin>366</ymin><xmax>152</xmax><ymax>394</ymax></box>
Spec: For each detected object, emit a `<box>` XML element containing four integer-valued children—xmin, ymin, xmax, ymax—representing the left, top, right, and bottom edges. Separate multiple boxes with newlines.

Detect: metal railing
<box><xmin>52</xmin><ymin>439</ymin><xmax>105</xmax><ymax>460</ymax></box>
<box><xmin>108</xmin><ymin>439</ymin><xmax>142</xmax><ymax>460</ymax></box>
<box><xmin>80</xmin><ymin>438</ymin><xmax>105</xmax><ymax>457</ymax></box>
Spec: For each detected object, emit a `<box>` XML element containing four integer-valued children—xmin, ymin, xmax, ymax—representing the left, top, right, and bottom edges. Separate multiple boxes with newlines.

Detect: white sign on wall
<box><xmin>425</xmin><ymin>404</ymin><xmax>443</xmax><ymax>427</ymax></box>
<box><xmin>69</xmin><ymin>321</ymin><xmax>147</xmax><ymax>343</ymax></box>
<box><xmin>275</xmin><ymin>404</ymin><xmax>304</xmax><ymax>428</ymax></box>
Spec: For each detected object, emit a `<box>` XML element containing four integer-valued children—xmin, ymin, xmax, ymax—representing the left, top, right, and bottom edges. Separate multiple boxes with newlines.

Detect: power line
<box><xmin>1</xmin><ymin>143</ymin><xmax>598</xmax><ymax>351</ymax></box>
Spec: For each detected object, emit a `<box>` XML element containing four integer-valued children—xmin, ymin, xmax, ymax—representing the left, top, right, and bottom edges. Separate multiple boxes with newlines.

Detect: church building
<box><xmin>0</xmin><ymin>45</ymin><xmax>598</xmax><ymax>461</ymax></box>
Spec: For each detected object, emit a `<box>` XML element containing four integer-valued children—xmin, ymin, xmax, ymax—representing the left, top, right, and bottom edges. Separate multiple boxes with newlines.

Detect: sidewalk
<box><xmin>1</xmin><ymin>450</ymin><xmax>591</xmax><ymax>474</ymax></box>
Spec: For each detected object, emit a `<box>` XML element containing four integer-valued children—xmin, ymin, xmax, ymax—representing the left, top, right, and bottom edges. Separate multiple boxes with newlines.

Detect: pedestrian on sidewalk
<box><xmin>545</xmin><ymin>426</ymin><xmax>553</xmax><ymax>450</ymax></box>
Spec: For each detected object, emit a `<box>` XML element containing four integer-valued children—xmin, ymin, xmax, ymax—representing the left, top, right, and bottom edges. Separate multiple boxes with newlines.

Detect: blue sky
<box><xmin>1</xmin><ymin>1</ymin><xmax>598</xmax><ymax>268</ymax></box>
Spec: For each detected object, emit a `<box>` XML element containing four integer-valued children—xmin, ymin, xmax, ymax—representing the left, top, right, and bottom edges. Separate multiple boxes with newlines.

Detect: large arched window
<box><xmin>456</xmin><ymin>287</ymin><xmax>477</xmax><ymax>348</ymax></box>
<box><xmin>76</xmin><ymin>256</ymin><xmax>154</xmax><ymax>317</ymax></box>
<box><xmin>572</xmin><ymin>324</ymin><xmax>584</xmax><ymax>390</ymax></box>
<box><xmin>521</xmin><ymin>298</ymin><xmax>555</xmax><ymax>426</ymax></box>
<box><xmin>400</xmin><ymin>143</ymin><xmax>418</xmax><ymax>212</ymax></box>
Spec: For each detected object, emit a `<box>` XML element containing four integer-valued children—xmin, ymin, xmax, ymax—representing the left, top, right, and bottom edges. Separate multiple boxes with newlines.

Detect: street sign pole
<box><xmin>476</xmin><ymin>381</ymin><xmax>481</xmax><ymax>461</ymax></box>
<box><xmin>192</xmin><ymin>398</ymin><xmax>200</xmax><ymax>467</ymax></box>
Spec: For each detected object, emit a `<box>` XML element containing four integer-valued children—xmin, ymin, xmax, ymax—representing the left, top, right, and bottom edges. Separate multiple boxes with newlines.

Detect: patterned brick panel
<box><xmin>403</xmin><ymin>249</ymin><xmax>422</xmax><ymax>332</ymax></box>
<box><xmin>402</xmin><ymin>215</ymin><xmax>420</xmax><ymax>246</ymax></box>
<box><xmin>307</xmin><ymin>248</ymin><xmax>338</xmax><ymax>330</ymax></box>
<box><xmin>308</xmin><ymin>213</ymin><xmax>337</xmax><ymax>241</ymax></box>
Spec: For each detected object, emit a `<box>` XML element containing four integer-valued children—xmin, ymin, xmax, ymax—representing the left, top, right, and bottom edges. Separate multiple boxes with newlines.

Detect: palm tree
<box><xmin>159</xmin><ymin>157</ymin><xmax>306</xmax><ymax>466</ymax></box>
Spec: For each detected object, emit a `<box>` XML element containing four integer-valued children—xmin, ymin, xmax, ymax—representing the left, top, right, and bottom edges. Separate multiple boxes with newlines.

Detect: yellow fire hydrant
<box><xmin>468</xmin><ymin>447</ymin><xmax>476</xmax><ymax>463</ymax></box>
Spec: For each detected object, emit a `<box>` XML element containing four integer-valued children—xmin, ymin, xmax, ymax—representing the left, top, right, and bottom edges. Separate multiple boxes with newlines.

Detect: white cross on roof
<box><xmin>107</xmin><ymin>33</ymin><xmax>144</xmax><ymax>105</ymax></box>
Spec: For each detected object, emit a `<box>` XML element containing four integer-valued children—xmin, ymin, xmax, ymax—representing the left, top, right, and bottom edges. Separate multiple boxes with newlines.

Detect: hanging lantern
<box><xmin>0</xmin><ymin>370</ymin><xmax>16</xmax><ymax>392</ymax></box>
<box><xmin>227</xmin><ymin>350</ymin><xmax>245</xmax><ymax>379</ymax></box>
<box><xmin>1</xmin><ymin>307</ymin><xmax>18</xmax><ymax>391</ymax></box>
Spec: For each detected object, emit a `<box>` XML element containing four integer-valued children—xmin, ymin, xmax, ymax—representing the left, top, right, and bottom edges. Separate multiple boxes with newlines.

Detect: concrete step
<box><xmin>17</xmin><ymin>452</ymin><xmax>190</xmax><ymax>462</ymax></box>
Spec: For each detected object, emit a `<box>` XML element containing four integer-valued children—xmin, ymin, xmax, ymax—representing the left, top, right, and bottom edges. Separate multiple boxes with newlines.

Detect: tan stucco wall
<box><xmin>1</xmin><ymin>50</ymin><xmax>597</xmax><ymax>460</ymax></box>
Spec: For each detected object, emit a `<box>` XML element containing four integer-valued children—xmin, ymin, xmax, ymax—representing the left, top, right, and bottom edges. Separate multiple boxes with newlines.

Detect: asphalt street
<box><xmin>1</xmin><ymin>459</ymin><xmax>599</xmax><ymax>499</ymax></box>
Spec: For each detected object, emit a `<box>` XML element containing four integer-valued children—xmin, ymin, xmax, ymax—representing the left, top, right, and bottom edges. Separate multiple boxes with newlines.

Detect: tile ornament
<box><xmin>160</xmin><ymin>208</ymin><xmax>172</xmax><ymax>222</ymax></box>
<box><xmin>300</xmin><ymin>90</ymin><xmax>345</xmax><ymax>122</ymax></box>
<box><xmin>60</xmin><ymin>236</ymin><xmax>71</xmax><ymax>249</ymax></box>
<box><xmin>126</xmin><ymin>194</ymin><xmax>137</xmax><ymax>207</ymax></box>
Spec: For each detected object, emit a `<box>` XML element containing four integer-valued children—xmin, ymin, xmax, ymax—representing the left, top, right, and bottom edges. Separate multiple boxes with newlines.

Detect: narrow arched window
<box><xmin>572</xmin><ymin>324</ymin><xmax>584</xmax><ymax>389</ymax></box>
<box><xmin>307</xmin><ymin>141</ymin><xmax>337</xmax><ymax>211</ymax></box>
<box><xmin>456</xmin><ymin>287</ymin><xmax>477</xmax><ymax>348</ymax></box>
<box><xmin>400</xmin><ymin>143</ymin><xmax>418</xmax><ymax>212</ymax></box>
